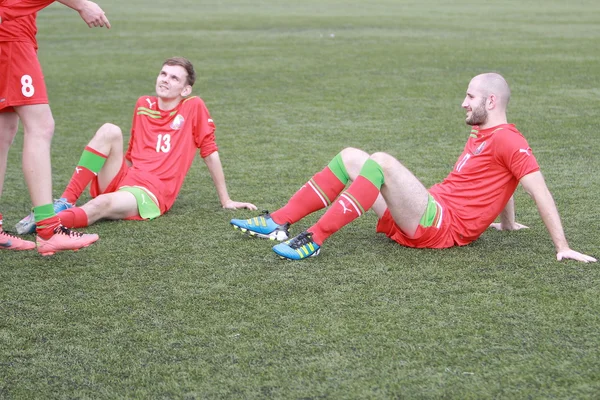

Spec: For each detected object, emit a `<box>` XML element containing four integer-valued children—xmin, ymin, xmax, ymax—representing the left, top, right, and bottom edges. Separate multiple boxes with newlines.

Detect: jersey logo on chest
<box><xmin>473</xmin><ymin>141</ymin><xmax>486</xmax><ymax>155</ymax></box>
<box><xmin>170</xmin><ymin>114</ymin><xmax>185</xmax><ymax>130</ymax></box>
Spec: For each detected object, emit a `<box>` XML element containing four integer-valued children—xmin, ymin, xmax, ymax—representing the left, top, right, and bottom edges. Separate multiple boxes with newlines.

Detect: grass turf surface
<box><xmin>1</xmin><ymin>0</ymin><xmax>600</xmax><ymax>398</ymax></box>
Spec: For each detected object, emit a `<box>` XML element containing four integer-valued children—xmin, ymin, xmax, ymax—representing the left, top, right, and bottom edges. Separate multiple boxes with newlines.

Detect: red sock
<box><xmin>309</xmin><ymin>176</ymin><xmax>380</xmax><ymax>245</ymax></box>
<box><xmin>58</xmin><ymin>208</ymin><xmax>89</xmax><ymax>228</ymax></box>
<box><xmin>271</xmin><ymin>167</ymin><xmax>346</xmax><ymax>225</ymax></box>
<box><xmin>61</xmin><ymin>146</ymin><xmax>108</xmax><ymax>204</ymax></box>
<box><xmin>36</xmin><ymin>216</ymin><xmax>61</xmax><ymax>240</ymax></box>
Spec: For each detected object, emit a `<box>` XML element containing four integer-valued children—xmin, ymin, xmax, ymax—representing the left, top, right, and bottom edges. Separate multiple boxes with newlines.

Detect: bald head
<box><xmin>470</xmin><ymin>73</ymin><xmax>511</xmax><ymax>109</ymax></box>
<box><xmin>462</xmin><ymin>72</ymin><xmax>511</xmax><ymax>128</ymax></box>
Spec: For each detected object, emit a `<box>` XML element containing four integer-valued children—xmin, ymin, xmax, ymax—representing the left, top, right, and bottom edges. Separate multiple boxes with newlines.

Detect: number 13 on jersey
<box><xmin>156</xmin><ymin>133</ymin><xmax>171</xmax><ymax>153</ymax></box>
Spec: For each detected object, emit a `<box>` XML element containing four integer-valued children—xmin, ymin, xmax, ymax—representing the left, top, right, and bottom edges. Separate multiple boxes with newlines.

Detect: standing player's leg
<box><xmin>13</xmin><ymin>104</ymin><xmax>99</xmax><ymax>255</ymax></box>
<box><xmin>13</xmin><ymin>104</ymin><xmax>63</xmax><ymax>235</ymax></box>
<box><xmin>274</xmin><ymin>150</ymin><xmax>430</xmax><ymax>260</ymax></box>
<box><xmin>16</xmin><ymin>122</ymin><xmax>125</xmax><ymax>233</ymax></box>
<box><xmin>0</xmin><ymin>111</ymin><xmax>20</xmax><ymax>203</ymax></box>
<box><xmin>0</xmin><ymin>111</ymin><xmax>35</xmax><ymax>250</ymax></box>
<box><xmin>17</xmin><ymin>104</ymin><xmax>55</xmax><ymax>207</ymax></box>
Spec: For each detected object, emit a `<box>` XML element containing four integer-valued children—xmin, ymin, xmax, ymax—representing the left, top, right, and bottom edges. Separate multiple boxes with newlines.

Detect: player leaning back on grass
<box><xmin>16</xmin><ymin>57</ymin><xmax>257</xmax><ymax>233</ymax></box>
<box><xmin>231</xmin><ymin>73</ymin><xmax>596</xmax><ymax>263</ymax></box>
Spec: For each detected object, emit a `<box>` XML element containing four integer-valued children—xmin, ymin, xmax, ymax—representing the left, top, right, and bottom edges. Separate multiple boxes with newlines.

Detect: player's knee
<box><xmin>341</xmin><ymin>147</ymin><xmax>365</xmax><ymax>157</ymax></box>
<box><xmin>340</xmin><ymin>147</ymin><xmax>370</xmax><ymax>164</ymax></box>
<box><xmin>86</xmin><ymin>194</ymin><xmax>113</xmax><ymax>217</ymax></box>
<box><xmin>24</xmin><ymin>118</ymin><xmax>55</xmax><ymax>142</ymax></box>
<box><xmin>96</xmin><ymin>123</ymin><xmax>123</xmax><ymax>142</ymax></box>
<box><xmin>339</xmin><ymin>147</ymin><xmax>371</xmax><ymax>179</ymax></box>
<box><xmin>370</xmin><ymin>152</ymin><xmax>398</xmax><ymax>169</ymax></box>
<box><xmin>0</xmin><ymin>120</ymin><xmax>19</xmax><ymax>146</ymax></box>
<box><xmin>0</xmin><ymin>127</ymin><xmax>17</xmax><ymax>148</ymax></box>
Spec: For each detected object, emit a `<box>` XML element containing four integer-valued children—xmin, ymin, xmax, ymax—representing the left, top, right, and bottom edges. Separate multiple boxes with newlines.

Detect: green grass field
<box><xmin>1</xmin><ymin>0</ymin><xmax>600</xmax><ymax>398</ymax></box>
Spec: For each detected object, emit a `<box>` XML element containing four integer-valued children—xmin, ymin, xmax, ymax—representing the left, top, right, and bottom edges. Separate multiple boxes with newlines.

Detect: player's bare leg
<box><xmin>369</xmin><ymin>151</ymin><xmax>429</xmax><ymax>238</ymax></box>
<box><xmin>79</xmin><ymin>191</ymin><xmax>140</xmax><ymax>225</ymax></box>
<box><xmin>14</xmin><ymin>105</ymin><xmax>98</xmax><ymax>255</ymax></box>
<box><xmin>0</xmin><ymin>112</ymin><xmax>36</xmax><ymax>250</ymax></box>
<box><xmin>52</xmin><ymin>124</ymin><xmax>134</xmax><ymax>228</ymax></box>
<box><xmin>315</xmin><ymin>147</ymin><xmax>430</xmax><ymax>235</ymax></box>
<box><xmin>38</xmin><ymin>124</ymin><xmax>136</xmax><ymax>230</ymax></box>
<box><xmin>16</xmin><ymin>122</ymin><xmax>125</xmax><ymax>234</ymax></box>
<box><xmin>0</xmin><ymin>112</ymin><xmax>20</xmax><ymax>201</ymax></box>
<box><xmin>85</xmin><ymin>123</ymin><xmax>125</xmax><ymax>192</ymax></box>
<box><xmin>16</xmin><ymin>104</ymin><xmax>55</xmax><ymax>207</ymax></box>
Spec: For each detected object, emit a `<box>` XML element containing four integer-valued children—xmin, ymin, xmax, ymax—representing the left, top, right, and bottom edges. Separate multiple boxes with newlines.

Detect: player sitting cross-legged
<box><xmin>16</xmin><ymin>57</ymin><xmax>256</xmax><ymax>232</ymax></box>
<box><xmin>230</xmin><ymin>73</ymin><xmax>596</xmax><ymax>263</ymax></box>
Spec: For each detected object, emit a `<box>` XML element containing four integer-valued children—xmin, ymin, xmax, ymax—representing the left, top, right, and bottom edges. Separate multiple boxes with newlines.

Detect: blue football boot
<box><xmin>272</xmin><ymin>231</ymin><xmax>320</xmax><ymax>260</ymax></box>
<box><xmin>230</xmin><ymin>211</ymin><xmax>289</xmax><ymax>241</ymax></box>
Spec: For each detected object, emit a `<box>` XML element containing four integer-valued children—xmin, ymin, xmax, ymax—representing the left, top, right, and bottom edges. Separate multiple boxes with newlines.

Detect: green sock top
<box><xmin>359</xmin><ymin>159</ymin><xmax>385</xmax><ymax>189</ymax></box>
<box><xmin>327</xmin><ymin>153</ymin><xmax>350</xmax><ymax>184</ymax></box>
<box><xmin>79</xmin><ymin>149</ymin><xmax>107</xmax><ymax>173</ymax></box>
<box><xmin>34</xmin><ymin>203</ymin><xmax>56</xmax><ymax>223</ymax></box>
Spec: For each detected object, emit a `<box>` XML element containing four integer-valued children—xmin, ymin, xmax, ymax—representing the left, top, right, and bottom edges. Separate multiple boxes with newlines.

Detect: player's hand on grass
<box><xmin>489</xmin><ymin>222</ymin><xmax>529</xmax><ymax>231</ymax></box>
<box><xmin>557</xmin><ymin>249</ymin><xmax>597</xmax><ymax>263</ymax></box>
<box><xmin>222</xmin><ymin>199</ymin><xmax>258</xmax><ymax>211</ymax></box>
<box><xmin>79</xmin><ymin>1</ymin><xmax>111</xmax><ymax>28</ymax></box>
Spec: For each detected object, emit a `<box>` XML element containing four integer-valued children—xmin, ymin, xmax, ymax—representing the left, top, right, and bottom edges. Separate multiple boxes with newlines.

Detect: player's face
<box><xmin>464</xmin><ymin>97</ymin><xmax>488</xmax><ymax>126</ymax></box>
<box><xmin>155</xmin><ymin>65</ymin><xmax>191</xmax><ymax>100</ymax></box>
<box><xmin>462</xmin><ymin>83</ymin><xmax>488</xmax><ymax>126</ymax></box>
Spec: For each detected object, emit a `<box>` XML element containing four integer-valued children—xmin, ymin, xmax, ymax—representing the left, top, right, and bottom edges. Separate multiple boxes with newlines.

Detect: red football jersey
<box><xmin>430</xmin><ymin>124</ymin><xmax>540</xmax><ymax>245</ymax></box>
<box><xmin>125</xmin><ymin>96</ymin><xmax>218</xmax><ymax>211</ymax></box>
<box><xmin>0</xmin><ymin>0</ymin><xmax>54</xmax><ymax>48</ymax></box>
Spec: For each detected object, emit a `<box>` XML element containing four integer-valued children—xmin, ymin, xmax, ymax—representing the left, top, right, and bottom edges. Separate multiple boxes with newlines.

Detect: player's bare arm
<box><xmin>202</xmin><ymin>152</ymin><xmax>257</xmax><ymax>211</ymax></box>
<box><xmin>57</xmin><ymin>0</ymin><xmax>111</xmax><ymax>29</ymax></box>
<box><xmin>520</xmin><ymin>171</ymin><xmax>596</xmax><ymax>263</ymax></box>
<box><xmin>489</xmin><ymin>195</ymin><xmax>529</xmax><ymax>231</ymax></box>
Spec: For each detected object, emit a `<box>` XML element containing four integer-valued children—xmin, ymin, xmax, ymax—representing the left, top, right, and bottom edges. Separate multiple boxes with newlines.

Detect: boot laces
<box><xmin>54</xmin><ymin>225</ymin><xmax>84</xmax><ymax>238</ymax></box>
<box><xmin>0</xmin><ymin>229</ymin><xmax>22</xmax><ymax>240</ymax></box>
<box><xmin>288</xmin><ymin>231</ymin><xmax>314</xmax><ymax>249</ymax></box>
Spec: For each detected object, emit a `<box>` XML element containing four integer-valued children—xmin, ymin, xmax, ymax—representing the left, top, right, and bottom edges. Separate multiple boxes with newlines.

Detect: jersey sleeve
<box><xmin>495</xmin><ymin>129</ymin><xmax>540</xmax><ymax>180</ymax></box>
<box><xmin>193</xmin><ymin>98</ymin><xmax>218</xmax><ymax>158</ymax></box>
<box><xmin>0</xmin><ymin>0</ymin><xmax>54</xmax><ymax>19</ymax></box>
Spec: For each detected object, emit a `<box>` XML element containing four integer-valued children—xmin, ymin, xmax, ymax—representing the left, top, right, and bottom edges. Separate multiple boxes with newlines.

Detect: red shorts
<box><xmin>375</xmin><ymin>195</ymin><xmax>456</xmax><ymax>249</ymax></box>
<box><xmin>89</xmin><ymin>158</ymin><xmax>167</xmax><ymax>220</ymax></box>
<box><xmin>0</xmin><ymin>41</ymin><xmax>48</xmax><ymax>112</ymax></box>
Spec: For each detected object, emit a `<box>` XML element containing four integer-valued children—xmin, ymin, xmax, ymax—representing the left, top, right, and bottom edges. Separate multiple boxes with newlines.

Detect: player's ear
<box><xmin>182</xmin><ymin>85</ymin><xmax>192</xmax><ymax>97</ymax></box>
<box><xmin>487</xmin><ymin>94</ymin><xmax>496</xmax><ymax>110</ymax></box>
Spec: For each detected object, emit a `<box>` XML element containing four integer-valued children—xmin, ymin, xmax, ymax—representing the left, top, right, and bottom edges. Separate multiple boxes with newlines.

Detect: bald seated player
<box><xmin>230</xmin><ymin>73</ymin><xmax>597</xmax><ymax>263</ymax></box>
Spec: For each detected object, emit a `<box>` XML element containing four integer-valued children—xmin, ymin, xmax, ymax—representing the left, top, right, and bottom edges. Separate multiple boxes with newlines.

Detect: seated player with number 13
<box><xmin>17</xmin><ymin>57</ymin><xmax>256</xmax><ymax>233</ymax></box>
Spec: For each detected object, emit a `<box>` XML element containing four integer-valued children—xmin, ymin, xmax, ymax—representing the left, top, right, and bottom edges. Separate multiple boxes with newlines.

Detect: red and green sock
<box><xmin>61</xmin><ymin>146</ymin><xmax>108</xmax><ymax>204</ymax></box>
<box><xmin>271</xmin><ymin>152</ymin><xmax>350</xmax><ymax>225</ymax></box>
<box><xmin>308</xmin><ymin>158</ymin><xmax>385</xmax><ymax>245</ymax></box>
<box><xmin>34</xmin><ymin>204</ymin><xmax>61</xmax><ymax>240</ymax></box>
